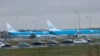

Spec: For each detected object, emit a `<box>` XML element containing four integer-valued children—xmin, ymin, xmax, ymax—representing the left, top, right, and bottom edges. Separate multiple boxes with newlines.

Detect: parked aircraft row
<box><xmin>6</xmin><ymin>20</ymin><xmax>100</xmax><ymax>38</ymax></box>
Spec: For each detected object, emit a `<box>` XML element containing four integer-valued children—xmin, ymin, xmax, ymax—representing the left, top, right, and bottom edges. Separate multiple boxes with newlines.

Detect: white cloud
<box><xmin>0</xmin><ymin>0</ymin><xmax>100</xmax><ymax>16</ymax></box>
<box><xmin>0</xmin><ymin>0</ymin><xmax>100</xmax><ymax>31</ymax></box>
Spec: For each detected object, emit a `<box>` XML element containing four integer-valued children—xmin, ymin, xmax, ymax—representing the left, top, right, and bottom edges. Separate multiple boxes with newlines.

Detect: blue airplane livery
<box><xmin>6</xmin><ymin>23</ymin><xmax>51</xmax><ymax>38</ymax></box>
<box><xmin>47</xmin><ymin>20</ymin><xmax>100</xmax><ymax>35</ymax></box>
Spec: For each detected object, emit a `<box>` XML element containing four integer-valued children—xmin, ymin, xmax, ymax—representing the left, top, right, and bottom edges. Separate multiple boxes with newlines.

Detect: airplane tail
<box><xmin>47</xmin><ymin>20</ymin><xmax>60</xmax><ymax>31</ymax></box>
<box><xmin>6</xmin><ymin>23</ymin><xmax>17</xmax><ymax>32</ymax></box>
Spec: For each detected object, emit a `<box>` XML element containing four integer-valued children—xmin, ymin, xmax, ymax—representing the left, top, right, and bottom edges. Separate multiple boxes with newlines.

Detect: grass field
<box><xmin>0</xmin><ymin>45</ymin><xmax>100</xmax><ymax>56</ymax></box>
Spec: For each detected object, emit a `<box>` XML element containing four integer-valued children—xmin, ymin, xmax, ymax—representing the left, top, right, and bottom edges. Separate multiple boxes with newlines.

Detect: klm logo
<box><xmin>8</xmin><ymin>28</ymin><xmax>12</xmax><ymax>30</ymax></box>
<box><xmin>49</xmin><ymin>25</ymin><xmax>54</xmax><ymax>29</ymax></box>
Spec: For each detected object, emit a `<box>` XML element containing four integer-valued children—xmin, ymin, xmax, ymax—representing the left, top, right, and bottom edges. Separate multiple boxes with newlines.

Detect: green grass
<box><xmin>0</xmin><ymin>45</ymin><xmax>100</xmax><ymax>56</ymax></box>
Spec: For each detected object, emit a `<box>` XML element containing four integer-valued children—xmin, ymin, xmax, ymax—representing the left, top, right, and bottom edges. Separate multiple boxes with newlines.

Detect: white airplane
<box><xmin>6</xmin><ymin>23</ymin><xmax>51</xmax><ymax>38</ymax></box>
<box><xmin>46</xmin><ymin>20</ymin><xmax>100</xmax><ymax>36</ymax></box>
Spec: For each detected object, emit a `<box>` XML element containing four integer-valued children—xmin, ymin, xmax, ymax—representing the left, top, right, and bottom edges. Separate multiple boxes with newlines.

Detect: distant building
<box><xmin>0</xmin><ymin>31</ymin><xmax>8</xmax><ymax>38</ymax></box>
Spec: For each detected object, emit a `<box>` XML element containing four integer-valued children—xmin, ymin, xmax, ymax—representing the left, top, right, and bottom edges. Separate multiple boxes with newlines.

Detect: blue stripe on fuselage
<box><xmin>50</xmin><ymin>29</ymin><xmax>100</xmax><ymax>35</ymax></box>
<box><xmin>9</xmin><ymin>31</ymin><xmax>50</xmax><ymax>37</ymax></box>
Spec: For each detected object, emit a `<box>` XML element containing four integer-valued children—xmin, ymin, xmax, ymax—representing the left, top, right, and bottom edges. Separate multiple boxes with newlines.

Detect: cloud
<box><xmin>0</xmin><ymin>0</ymin><xmax>100</xmax><ymax>31</ymax></box>
<box><xmin>0</xmin><ymin>0</ymin><xmax>100</xmax><ymax>16</ymax></box>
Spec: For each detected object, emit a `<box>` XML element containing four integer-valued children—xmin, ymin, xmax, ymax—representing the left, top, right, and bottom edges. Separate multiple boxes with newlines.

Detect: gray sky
<box><xmin>0</xmin><ymin>0</ymin><xmax>100</xmax><ymax>31</ymax></box>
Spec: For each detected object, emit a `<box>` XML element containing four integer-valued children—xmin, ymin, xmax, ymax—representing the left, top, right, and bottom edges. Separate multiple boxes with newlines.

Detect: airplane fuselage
<box><xmin>49</xmin><ymin>29</ymin><xmax>100</xmax><ymax>35</ymax></box>
<box><xmin>9</xmin><ymin>31</ymin><xmax>50</xmax><ymax>37</ymax></box>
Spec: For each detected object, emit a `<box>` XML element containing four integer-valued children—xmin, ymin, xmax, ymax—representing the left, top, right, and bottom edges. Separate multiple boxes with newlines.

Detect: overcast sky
<box><xmin>0</xmin><ymin>0</ymin><xmax>100</xmax><ymax>31</ymax></box>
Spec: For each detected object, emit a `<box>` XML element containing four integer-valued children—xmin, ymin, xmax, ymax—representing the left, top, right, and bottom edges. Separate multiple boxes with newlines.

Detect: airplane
<box><xmin>6</xmin><ymin>23</ymin><xmax>51</xmax><ymax>38</ymax></box>
<box><xmin>47</xmin><ymin>20</ymin><xmax>100</xmax><ymax>36</ymax></box>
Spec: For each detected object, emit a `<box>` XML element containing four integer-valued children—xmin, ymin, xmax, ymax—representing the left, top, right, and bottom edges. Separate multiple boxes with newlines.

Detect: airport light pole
<box><xmin>75</xmin><ymin>12</ymin><xmax>81</xmax><ymax>38</ymax></box>
<box><xmin>33</xmin><ymin>20</ymin><xmax>37</xmax><ymax>30</ymax></box>
<box><xmin>86</xmin><ymin>16</ymin><xmax>92</xmax><ymax>38</ymax></box>
<box><xmin>16</xmin><ymin>17</ymin><xmax>21</xmax><ymax>42</ymax></box>
<box><xmin>32</xmin><ymin>20</ymin><xmax>37</xmax><ymax>40</ymax></box>
<box><xmin>86</xmin><ymin>16</ymin><xmax>91</xmax><ymax>30</ymax></box>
